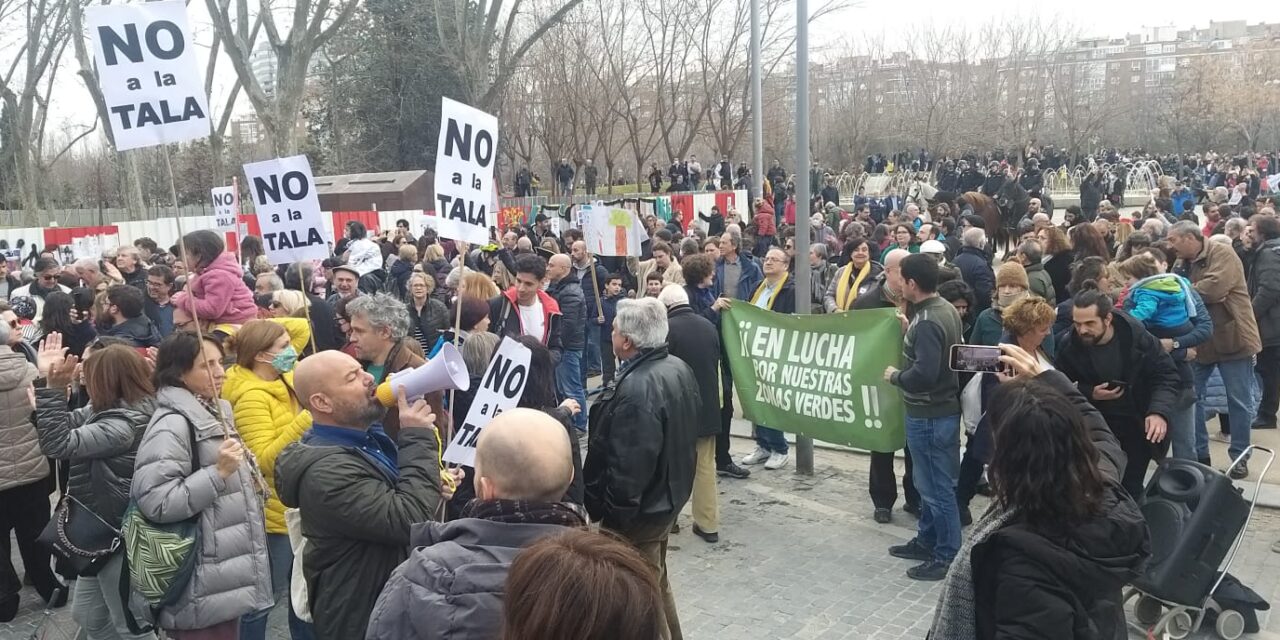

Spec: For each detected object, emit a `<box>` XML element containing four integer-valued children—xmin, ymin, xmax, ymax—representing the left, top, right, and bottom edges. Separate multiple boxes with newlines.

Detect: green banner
<box><xmin>721</xmin><ymin>305</ymin><xmax>906</xmax><ymax>452</ymax></box>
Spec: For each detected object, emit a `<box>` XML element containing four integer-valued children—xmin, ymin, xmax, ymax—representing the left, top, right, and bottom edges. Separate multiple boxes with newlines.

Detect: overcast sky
<box><xmin>819</xmin><ymin>2</ymin><xmax>1280</xmax><ymax>46</ymax></box>
<box><xmin>40</xmin><ymin>2</ymin><xmax>1280</xmax><ymax>139</ymax></box>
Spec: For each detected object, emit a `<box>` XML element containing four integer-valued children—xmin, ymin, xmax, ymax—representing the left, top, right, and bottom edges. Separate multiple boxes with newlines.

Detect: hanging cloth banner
<box><xmin>654</xmin><ymin>197</ymin><xmax>673</xmax><ymax>222</ymax></box>
<box><xmin>721</xmin><ymin>305</ymin><xmax>907</xmax><ymax>452</ymax></box>
<box><xmin>86</xmin><ymin>0</ymin><xmax>211</xmax><ymax>151</ymax></box>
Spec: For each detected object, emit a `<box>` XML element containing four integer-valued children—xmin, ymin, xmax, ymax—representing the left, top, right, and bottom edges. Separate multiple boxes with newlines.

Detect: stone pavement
<box><xmin>6</xmin><ymin>439</ymin><xmax>1280</xmax><ymax>640</ymax></box>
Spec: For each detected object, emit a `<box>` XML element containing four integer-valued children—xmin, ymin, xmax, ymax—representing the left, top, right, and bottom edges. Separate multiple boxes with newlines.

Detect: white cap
<box><xmin>920</xmin><ymin>240</ymin><xmax>947</xmax><ymax>255</ymax></box>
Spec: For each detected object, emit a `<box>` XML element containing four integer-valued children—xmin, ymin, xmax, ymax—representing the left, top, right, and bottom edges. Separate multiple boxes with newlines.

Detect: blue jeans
<box><xmin>1193</xmin><ymin>358</ymin><xmax>1257</xmax><ymax>461</ymax></box>
<box><xmin>1168</xmin><ymin>400</ymin><xmax>1197</xmax><ymax>461</ymax></box>
<box><xmin>581</xmin><ymin>320</ymin><xmax>603</xmax><ymax>385</ymax></box>
<box><xmin>557</xmin><ymin>349</ymin><xmax>588</xmax><ymax>431</ymax></box>
<box><xmin>241</xmin><ymin>533</ymin><xmax>314</xmax><ymax>640</ymax></box>
<box><xmin>905</xmin><ymin>414</ymin><xmax>962</xmax><ymax>563</ymax></box>
<box><xmin>754</xmin><ymin>425</ymin><xmax>788</xmax><ymax>454</ymax></box>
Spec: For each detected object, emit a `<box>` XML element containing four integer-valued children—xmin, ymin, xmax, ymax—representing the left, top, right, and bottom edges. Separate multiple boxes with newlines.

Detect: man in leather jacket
<box><xmin>585</xmin><ymin>297</ymin><xmax>698</xmax><ymax>640</ymax></box>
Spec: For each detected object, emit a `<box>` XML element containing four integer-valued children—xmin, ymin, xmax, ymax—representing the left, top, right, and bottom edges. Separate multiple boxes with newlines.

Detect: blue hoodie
<box><xmin>1124</xmin><ymin>273</ymin><xmax>1196</xmax><ymax>332</ymax></box>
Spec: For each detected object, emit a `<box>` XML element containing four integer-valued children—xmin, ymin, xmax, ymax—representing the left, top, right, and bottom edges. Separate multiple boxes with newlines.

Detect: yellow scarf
<box><xmin>835</xmin><ymin>261</ymin><xmax>872</xmax><ymax>311</ymax></box>
<box><xmin>750</xmin><ymin>272</ymin><xmax>789</xmax><ymax>310</ymax></box>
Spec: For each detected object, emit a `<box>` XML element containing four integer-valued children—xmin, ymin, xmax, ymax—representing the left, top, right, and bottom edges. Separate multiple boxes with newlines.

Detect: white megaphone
<box><xmin>374</xmin><ymin>341</ymin><xmax>471</xmax><ymax>407</ymax></box>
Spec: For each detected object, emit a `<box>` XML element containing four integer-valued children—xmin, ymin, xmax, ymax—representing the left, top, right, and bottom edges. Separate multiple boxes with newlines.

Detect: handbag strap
<box><xmin>119</xmin><ymin>552</ymin><xmax>155</xmax><ymax>636</ymax></box>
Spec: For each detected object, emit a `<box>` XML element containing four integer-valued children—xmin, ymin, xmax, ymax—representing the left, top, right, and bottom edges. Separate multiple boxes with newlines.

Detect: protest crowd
<box><xmin>9</xmin><ymin>0</ymin><xmax>1280</xmax><ymax>636</ymax></box>
<box><xmin>1</xmin><ymin>143</ymin><xmax>1279</xmax><ymax>640</ymax></box>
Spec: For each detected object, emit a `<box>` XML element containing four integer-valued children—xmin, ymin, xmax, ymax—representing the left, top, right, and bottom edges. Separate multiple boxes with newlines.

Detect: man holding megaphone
<box><xmin>276</xmin><ymin>350</ymin><xmax>445</xmax><ymax>640</ymax></box>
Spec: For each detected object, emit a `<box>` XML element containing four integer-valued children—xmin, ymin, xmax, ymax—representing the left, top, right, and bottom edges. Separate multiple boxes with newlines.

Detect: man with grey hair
<box><xmin>585</xmin><ymin>296</ymin><xmax>699</xmax><ymax>640</ymax></box>
<box><xmin>255</xmin><ymin>272</ymin><xmax>284</xmax><ymax>295</ymax></box>
<box><xmin>953</xmin><ymin>226</ymin><xmax>995</xmax><ymax>313</ymax></box>
<box><xmin>347</xmin><ymin>292</ymin><xmax>425</xmax><ymax>439</ymax></box>
<box><xmin>1141</xmin><ymin>216</ymin><xmax>1167</xmax><ymax>240</ymax></box>
<box><xmin>1224</xmin><ymin>217</ymin><xmax>1249</xmax><ymax>262</ymax></box>
<box><xmin>114</xmin><ymin>245</ymin><xmax>147</xmax><ymax>289</ymax></box>
<box><xmin>854</xmin><ymin>248</ymin><xmax>920</xmax><ymax>524</ymax></box>
<box><xmin>1015</xmin><ymin>240</ymin><xmax>1054</xmax><ymax>302</ymax></box>
<box><xmin>714</xmin><ymin>228</ymin><xmax>762</xmax><ymax>303</ymax></box>
<box><xmin>73</xmin><ymin>257</ymin><xmax>112</xmax><ymax>289</ymax></box>
<box><xmin>1168</xmin><ymin>220</ymin><xmax>1262</xmax><ymax>478</ymax></box>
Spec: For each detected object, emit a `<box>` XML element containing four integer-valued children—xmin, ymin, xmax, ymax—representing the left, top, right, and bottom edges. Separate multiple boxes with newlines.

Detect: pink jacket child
<box><xmin>175</xmin><ymin>251</ymin><xmax>256</xmax><ymax>325</ymax></box>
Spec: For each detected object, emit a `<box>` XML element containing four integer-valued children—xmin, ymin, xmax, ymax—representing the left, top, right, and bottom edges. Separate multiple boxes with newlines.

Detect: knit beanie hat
<box><xmin>995</xmin><ymin>261</ymin><xmax>1029</xmax><ymax>290</ymax></box>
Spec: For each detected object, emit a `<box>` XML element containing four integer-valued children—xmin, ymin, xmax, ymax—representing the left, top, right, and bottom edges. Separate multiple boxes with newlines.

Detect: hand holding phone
<box><xmin>949</xmin><ymin>344</ymin><xmax>1006</xmax><ymax>374</ymax></box>
<box><xmin>1092</xmin><ymin>381</ymin><xmax>1126</xmax><ymax>401</ymax></box>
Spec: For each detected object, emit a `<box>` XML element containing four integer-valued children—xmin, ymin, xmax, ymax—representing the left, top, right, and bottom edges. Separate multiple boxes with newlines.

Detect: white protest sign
<box><xmin>584</xmin><ymin>205</ymin><xmax>645</xmax><ymax>257</ymax></box>
<box><xmin>434</xmin><ymin>97</ymin><xmax>498</xmax><ymax>246</ymax></box>
<box><xmin>211</xmin><ymin>186</ymin><xmax>237</xmax><ymax>232</ymax></box>
<box><xmin>86</xmin><ymin>0</ymin><xmax>211</xmax><ymax>151</ymax></box>
<box><xmin>441</xmin><ymin>338</ymin><xmax>532</xmax><ymax>467</ymax></box>
<box><xmin>242</xmin><ymin>155</ymin><xmax>330</xmax><ymax>265</ymax></box>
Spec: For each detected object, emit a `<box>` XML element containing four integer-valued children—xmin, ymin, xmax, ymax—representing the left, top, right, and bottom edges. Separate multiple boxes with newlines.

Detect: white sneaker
<box><xmin>741</xmin><ymin>447</ymin><xmax>771</xmax><ymax>465</ymax></box>
<box><xmin>764</xmin><ymin>452</ymin><xmax>789</xmax><ymax>470</ymax></box>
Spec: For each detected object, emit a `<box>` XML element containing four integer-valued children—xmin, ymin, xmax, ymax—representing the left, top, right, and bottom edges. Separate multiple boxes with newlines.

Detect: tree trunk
<box><xmin>121</xmin><ymin>151</ymin><xmax>148</xmax><ymax>220</ymax></box>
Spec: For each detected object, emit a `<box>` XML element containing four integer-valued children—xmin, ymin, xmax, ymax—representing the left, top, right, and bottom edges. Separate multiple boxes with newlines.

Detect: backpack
<box><xmin>122</xmin><ymin>410</ymin><xmax>203</xmax><ymax>614</ymax></box>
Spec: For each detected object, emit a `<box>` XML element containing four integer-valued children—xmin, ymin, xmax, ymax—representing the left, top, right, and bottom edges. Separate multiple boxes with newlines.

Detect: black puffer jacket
<box><xmin>546</xmin><ymin>273</ymin><xmax>586</xmax><ymax>352</ymax></box>
<box><xmin>666</xmin><ymin>305</ymin><xmax>721</xmax><ymax>437</ymax></box>
<box><xmin>34</xmin><ymin>388</ymin><xmax>155</xmax><ymax>526</ymax></box>
<box><xmin>585</xmin><ymin>346</ymin><xmax>698</xmax><ymax>530</ymax></box>
<box><xmin>971</xmin><ymin>370</ymin><xmax>1149</xmax><ymax>640</ymax></box>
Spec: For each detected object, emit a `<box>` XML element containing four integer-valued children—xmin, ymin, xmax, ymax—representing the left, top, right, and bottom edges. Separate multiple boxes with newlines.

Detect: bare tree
<box><xmin>203</xmin><ymin>0</ymin><xmax>262</xmax><ymax>181</ymax></box>
<box><xmin>1048</xmin><ymin>53</ymin><xmax>1128</xmax><ymax>158</ymax></box>
<box><xmin>587</xmin><ymin>0</ymin><xmax>660</xmax><ymax>187</ymax></box>
<box><xmin>204</xmin><ymin>0</ymin><xmax>359</xmax><ymax>156</ymax></box>
<box><xmin>1221</xmin><ymin>45</ymin><xmax>1280</xmax><ymax>151</ymax></box>
<box><xmin>433</xmin><ymin>0</ymin><xmax>586</xmax><ymax>111</ymax></box>
<box><xmin>1</xmin><ymin>0</ymin><xmax>99</xmax><ymax>224</ymax></box>
<box><xmin>1150</xmin><ymin>56</ymin><xmax>1219</xmax><ymax>154</ymax></box>
<box><xmin>977</xmin><ymin>18</ymin><xmax>1072</xmax><ymax>155</ymax></box>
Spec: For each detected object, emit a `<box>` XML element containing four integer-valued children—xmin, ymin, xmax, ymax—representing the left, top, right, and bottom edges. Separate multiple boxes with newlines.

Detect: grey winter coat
<box><xmin>365</xmin><ymin>518</ymin><xmax>571</xmax><ymax>640</ymax></box>
<box><xmin>130</xmin><ymin>386</ymin><xmax>272</xmax><ymax>630</ymax></box>
<box><xmin>34</xmin><ymin>389</ymin><xmax>156</xmax><ymax>526</ymax></box>
<box><xmin>0</xmin><ymin>350</ymin><xmax>44</xmax><ymax>492</ymax></box>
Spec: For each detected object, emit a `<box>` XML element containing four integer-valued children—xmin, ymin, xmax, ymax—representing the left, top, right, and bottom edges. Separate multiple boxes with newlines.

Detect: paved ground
<box><xmin>6</xmin><ymin>435</ymin><xmax>1280</xmax><ymax>640</ymax></box>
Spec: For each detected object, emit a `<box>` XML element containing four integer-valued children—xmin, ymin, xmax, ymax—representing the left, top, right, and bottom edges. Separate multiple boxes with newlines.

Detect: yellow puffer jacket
<box><xmin>221</xmin><ymin>365</ymin><xmax>312</xmax><ymax>533</ymax></box>
<box><xmin>273</xmin><ymin>317</ymin><xmax>312</xmax><ymax>355</ymax></box>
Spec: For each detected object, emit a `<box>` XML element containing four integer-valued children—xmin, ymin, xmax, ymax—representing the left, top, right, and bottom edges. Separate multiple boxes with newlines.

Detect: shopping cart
<box><xmin>1123</xmin><ymin>445</ymin><xmax>1275</xmax><ymax>639</ymax></box>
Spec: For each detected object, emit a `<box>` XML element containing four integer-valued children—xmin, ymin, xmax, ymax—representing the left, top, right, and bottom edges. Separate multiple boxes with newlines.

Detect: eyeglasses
<box><xmin>762</xmin><ymin>256</ymin><xmax>786</xmax><ymax>264</ymax></box>
<box><xmin>39</xmin><ymin>274</ymin><xmax>59</xmax><ymax>282</ymax></box>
